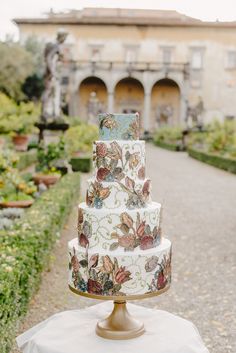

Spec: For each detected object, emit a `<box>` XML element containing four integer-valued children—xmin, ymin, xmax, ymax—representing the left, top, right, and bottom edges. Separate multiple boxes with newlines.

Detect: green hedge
<box><xmin>17</xmin><ymin>149</ymin><xmax>38</xmax><ymax>170</ymax></box>
<box><xmin>188</xmin><ymin>147</ymin><xmax>236</xmax><ymax>174</ymax></box>
<box><xmin>70</xmin><ymin>156</ymin><xmax>91</xmax><ymax>172</ymax></box>
<box><xmin>0</xmin><ymin>172</ymin><xmax>80</xmax><ymax>353</ymax></box>
<box><xmin>154</xmin><ymin>140</ymin><xmax>185</xmax><ymax>151</ymax></box>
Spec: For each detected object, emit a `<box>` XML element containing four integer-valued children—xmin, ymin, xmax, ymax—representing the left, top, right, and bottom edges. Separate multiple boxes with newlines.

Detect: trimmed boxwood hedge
<box><xmin>0</xmin><ymin>172</ymin><xmax>80</xmax><ymax>353</ymax></box>
<box><xmin>17</xmin><ymin>149</ymin><xmax>38</xmax><ymax>170</ymax></box>
<box><xmin>154</xmin><ymin>140</ymin><xmax>185</xmax><ymax>151</ymax></box>
<box><xmin>188</xmin><ymin>147</ymin><xmax>236</xmax><ymax>174</ymax></box>
<box><xmin>70</xmin><ymin>156</ymin><xmax>91</xmax><ymax>172</ymax></box>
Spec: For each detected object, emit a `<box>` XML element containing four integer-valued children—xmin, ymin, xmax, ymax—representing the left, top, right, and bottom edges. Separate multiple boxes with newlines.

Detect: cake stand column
<box><xmin>96</xmin><ymin>300</ymin><xmax>145</xmax><ymax>340</ymax></box>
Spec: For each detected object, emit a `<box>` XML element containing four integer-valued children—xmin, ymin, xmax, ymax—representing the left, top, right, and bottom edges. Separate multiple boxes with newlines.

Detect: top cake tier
<box><xmin>98</xmin><ymin>113</ymin><xmax>139</xmax><ymax>141</ymax></box>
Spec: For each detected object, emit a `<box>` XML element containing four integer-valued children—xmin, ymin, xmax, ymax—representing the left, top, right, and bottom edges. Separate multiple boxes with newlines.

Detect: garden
<box><xmin>0</xmin><ymin>93</ymin><xmax>97</xmax><ymax>352</ymax></box>
<box><xmin>153</xmin><ymin>120</ymin><xmax>236</xmax><ymax>173</ymax></box>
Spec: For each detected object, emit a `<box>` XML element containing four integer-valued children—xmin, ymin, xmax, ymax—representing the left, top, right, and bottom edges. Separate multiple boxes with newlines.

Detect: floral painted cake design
<box><xmin>68</xmin><ymin>113</ymin><xmax>172</xmax><ymax>297</ymax></box>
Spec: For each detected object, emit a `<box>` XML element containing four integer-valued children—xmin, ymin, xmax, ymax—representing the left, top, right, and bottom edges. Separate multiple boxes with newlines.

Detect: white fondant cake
<box><xmin>69</xmin><ymin>237</ymin><xmax>171</xmax><ymax>296</ymax></box>
<box><xmin>68</xmin><ymin>113</ymin><xmax>172</xmax><ymax>297</ymax></box>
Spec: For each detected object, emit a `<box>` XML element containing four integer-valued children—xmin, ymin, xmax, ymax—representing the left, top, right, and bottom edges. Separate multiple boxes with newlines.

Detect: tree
<box><xmin>0</xmin><ymin>41</ymin><xmax>34</xmax><ymax>101</ymax></box>
<box><xmin>22</xmin><ymin>36</ymin><xmax>45</xmax><ymax>101</ymax></box>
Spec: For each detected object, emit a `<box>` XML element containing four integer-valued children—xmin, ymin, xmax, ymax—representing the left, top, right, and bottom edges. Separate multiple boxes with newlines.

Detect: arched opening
<box><xmin>151</xmin><ymin>78</ymin><xmax>180</xmax><ymax>129</ymax></box>
<box><xmin>78</xmin><ymin>76</ymin><xmax>107</xmax><ymax>123</ymax></box>
<box><xmin>114</xmin><ymin>77</ymin><xmax>144</xmax><ymax>128</ymax></box>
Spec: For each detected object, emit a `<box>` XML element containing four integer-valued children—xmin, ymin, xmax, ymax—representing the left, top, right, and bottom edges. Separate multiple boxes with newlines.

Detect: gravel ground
<box><xmin>12</xmin><ymin>143</ymin><xmax>236</xmax><ymax>353</ymax></box>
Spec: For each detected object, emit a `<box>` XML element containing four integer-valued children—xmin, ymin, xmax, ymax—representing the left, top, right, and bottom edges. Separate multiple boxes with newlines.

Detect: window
<box><xmin>161</xmin><ymin>47</ymin><xmax>173</xmax><ymax>64</ymax></box>
<box><xmin>124</xmin><ymin>45</ymin><xmax>139</xmax><ymax>63</ymax></box>
<box><xmin>89</xmin><ymin>44</ymin><xmax>103</xmax><ymax>62</ymax></box>
<box><xmin>190</xmin><ymin>48</ymin><xmax>204</xmax><ymax>69</ymax></box>
<box><xmin>226</xmin><ymin>51</ymin><xmax>236</xmax><ymax>69</ymax></box>
<box><xmin>91</xmin><ymin>47</ymin><xmax>101</xmax><ymax>62</ymax></box>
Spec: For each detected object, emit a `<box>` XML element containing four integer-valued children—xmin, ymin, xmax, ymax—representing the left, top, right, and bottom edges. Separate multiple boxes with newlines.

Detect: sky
<box><xmin>1</xmin><ymin>0</ymin><xmax>236</xmax><ymax>40</ymax></box>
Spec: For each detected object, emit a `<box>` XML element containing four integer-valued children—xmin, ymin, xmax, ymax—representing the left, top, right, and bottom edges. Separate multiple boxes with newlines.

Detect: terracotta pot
<box><xmin>12</xmin><ymin>134</ymin><xmax>29</xmax><ymax>152</ymax></box>
<box><xmin>33</xmin><ymin>173</ymin><xmax>61</xmax><ymax>187</ymax></box>
<box><xmin>0</xmin><ymin>200</ymin><xmax>34</xmax><ymax>208</ymax></box>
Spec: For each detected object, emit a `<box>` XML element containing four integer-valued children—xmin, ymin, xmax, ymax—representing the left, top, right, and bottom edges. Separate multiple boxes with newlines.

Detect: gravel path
<box><xmin>13</xmin><ymin>144</ymin><xmax>236</xmax><ymax>353</ymax></box>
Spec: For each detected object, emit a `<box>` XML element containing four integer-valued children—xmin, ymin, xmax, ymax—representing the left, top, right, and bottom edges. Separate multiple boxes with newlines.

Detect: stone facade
<box><xmin>15</xmin><ymin>8</ymin><xmax>236</xmax><ymax>132</ymax></box>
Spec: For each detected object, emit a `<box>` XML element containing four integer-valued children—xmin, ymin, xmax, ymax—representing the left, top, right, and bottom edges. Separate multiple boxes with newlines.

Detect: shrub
<box><xmin>70</xmin><ymin>156</ymin><xmax>91</xmax><ymax>172</ymax></box>
<box><xmin>0</xmin><ymin>172</ymin><xmax>80</xmax><ymax>353</ymax></box>
<box><xmin>188</xmin><ymin>147</ymin><xmax>236</xmax><ymax>174</ymax></box>
<box><xmin>17</xmin><ymin>150</ymin><xmax>38</xmax><ymax>170</ymax></box>
<box><xmin>153</xmin><ymin>125</ymin><xmax>184</xmax><ymax>150</ymax></box>
<box><xmin>64</xmin><ymin>123</ymin><xmax>98</xmax><ymax>156</ymax></box>
<box><xmin>0</xmin><ymin>93</ymin><xmax>40</xmax><ymax>135</ymax></box>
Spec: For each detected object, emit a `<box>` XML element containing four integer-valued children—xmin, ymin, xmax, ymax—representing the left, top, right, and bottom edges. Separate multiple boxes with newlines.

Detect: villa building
<box><xmin>15</xmin><ymin>8</ymin><xmax>236</xmax><ymax>132</ymax></box>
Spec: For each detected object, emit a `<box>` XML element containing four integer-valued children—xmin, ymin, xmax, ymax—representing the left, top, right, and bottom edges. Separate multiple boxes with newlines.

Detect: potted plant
<box><xmin>0</xmin><ymin>151</ymin><xmax>37</xmax><ymax>208</ymax></box>
<box><xmin>0</xmin><ymin>94</ymin><xmax>39</xmax><ymax>151</ymax></box>
<box><xmin>33</xmin><ymin>140</ymin><xmax>66</xmax><ymax>187</ymax></box>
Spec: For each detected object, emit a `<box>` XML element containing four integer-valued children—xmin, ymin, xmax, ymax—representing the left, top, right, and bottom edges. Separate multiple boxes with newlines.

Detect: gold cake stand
<box><xmin>69</xmin><ymin>284</ymin><xmax>170</xmax><ymax>340</ymax></box>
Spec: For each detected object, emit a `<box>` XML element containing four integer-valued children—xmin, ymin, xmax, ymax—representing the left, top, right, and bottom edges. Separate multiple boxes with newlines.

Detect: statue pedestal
<box><xmin>35</xmin><ymin>122</ymin><xmax>69</xmax><ymax>142</ymax></box>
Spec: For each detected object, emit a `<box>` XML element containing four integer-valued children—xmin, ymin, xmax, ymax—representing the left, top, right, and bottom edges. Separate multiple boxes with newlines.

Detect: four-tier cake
<box><xmin>68</xmin><ymin>113</ymin><xmax>172</xmax><ymax>298</ymax></box>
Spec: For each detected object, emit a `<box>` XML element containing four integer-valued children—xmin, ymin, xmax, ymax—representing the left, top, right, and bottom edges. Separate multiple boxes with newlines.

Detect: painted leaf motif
<box><xmin>113</xmin><ymin>167</ymin><xmax>123</xmax><ymax>178</ymax></box>
<box><xmin>138</xmin><ymin>165</ymin><xmax>145</xmax><ymax>180</ymax></box>
<box><xmin>136</xmin><ymin>220</ymin><xmax>146</xmax><ymax>237</ymax></box>
<box><xmin>144</xmin><ymin>224</ymin><xmax>151</xmax><ymax>235</ymax></box>
<box><xmin>78</xmin><ymin>207</ymin><xmax>83</xmax><ymax>224</ymax></box>
<box><xmin>118</xmin><ymin>235</ymin><xmax>135</xmax><ymax>249</ymax></box>
<box><xmin>96</xmin><ymin>157</ymin><xmax>104</xmax><ymax>168</ymax></box>
<box><xmin>142</xmin><ymin>179</ymin><xmax>151</xmax><ymax>199</ymax></box>
<box><xmin>110</xmin><ymin>141</ymin><xmax>122</xmax><ymax>160</ymax></box>
<box><xmin>79</xmin><ymin>233</ymin><xmax>89</xmax><ymax>248</ymax></box>
<box><xmin>109</xmin><ymin>158</ymin><xmax>118</xmax><ymax>171</ymax></box>
<box><xmin>101</xmin><ymin>255</ymin><xmax>114</xmax><ymax>273</ymax></box>
<box><xmin>114</xmin><ymin>171</ymin><xmax>125</xmax><ymax>181</ymax></box>
<box><xmin>99</xmin><ymin>187</ymin><xmax>111</xmax><ymax>200</ymax></box>
<box><xmin>136</xmin><ymin>212</ymin><xmax>141</xmax><ymax>228</ymax></box>
<box><xmin>96</xmin><ymin>142</ymin><xmax>107</xmax><ymax>158</ymax></box>
<box><xmin>88</xmin><ymin>254</ymin><xmax>99</xmax><ymax>270</ymax></box>
<box><xmin>120</xmin><ymin>212</ymin><xmax>133</xmax><ymax>228</ymax></box>
<box><xmin>97</xmin><ymin>167</ymin><xmax>110</xmax><ymax>182</ymax></box>
<box><xmin>128</xmin><ymin>152</ymin><xmax>140</xmax><ymax>169</ymax></box>
<box><xmin>140</xmin><ymin>235</ymin><xmax>154</xmax><ymax>250</ymax></box>
<box><xmin>145</xmin><ymin>256</ymin><xmax>159</xmax><ymax>272</ymax></box>
<box><xmin>111</xmin><ymin>232</ymin><xmax>119</xmax><ymax>239</ymax></box>
<box><xmin>125</xmin><ymin>176</ymin><xmax>135</xmax><ymax>190</ymax></box>
<box><xmin>117</xmin><ymin>223</ymin><xmax>130</xmax><ymax>235</ymax></box>
<box><xmin>79</xmin><ymin>259</ymin><xmax>88</xmax><ymax>268</ymax></box>
<box><xmin>125</xmin><ymin>150</ymin><xmax>131</xmax><ymax>161</ymax></box>
<box><xmin>109</xmin><ymin>242</ymin><xmax>119</xmax><ymax>251</ymax></box>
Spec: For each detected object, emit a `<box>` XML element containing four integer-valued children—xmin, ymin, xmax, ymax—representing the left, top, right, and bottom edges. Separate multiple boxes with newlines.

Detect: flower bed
<box><xmin>0</xmin><ymin>172</ymin><xmax>80</xmax><ymax>353</ymax></box>
<box><xmin>188</xmin><ymin>147</ymin><xmax>236</xmax><ymax>174</ymax></box>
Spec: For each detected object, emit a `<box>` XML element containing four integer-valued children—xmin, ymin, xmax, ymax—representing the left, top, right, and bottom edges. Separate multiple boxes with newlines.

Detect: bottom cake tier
<box><xmin>68</xmin><ymin>238</ymin><xmax>172</xmax><ymax>298</ymax></box>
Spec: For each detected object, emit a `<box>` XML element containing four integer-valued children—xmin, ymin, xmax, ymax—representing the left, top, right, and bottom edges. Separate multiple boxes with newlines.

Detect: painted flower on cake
<box><xmin>99</xmin><ymin>114</ymin><xmax>118</xmax><ymax>130</ymax></box>
<box><xmin>110</xmin><ymin>211</ymin><xmax>161</xmax><ymax>251</ymax></box>
<box><xmin>86</xmin><ymin>181</ymin><xmax>111</xmax><ymax>208</ymax></box>
<box><xmin>93</xmin><ymin>141</ymin><xmax>143</xmax><ymax>183</ymax></box>
<box><xmin>114</xmin><ymin>266</ymin><xmax>132</xmax><ymax>284</ymax></box>
<box><xmin>69</xmin><ymin>253</ymin><xmax>132</xmax><ymax>296</ymax></box>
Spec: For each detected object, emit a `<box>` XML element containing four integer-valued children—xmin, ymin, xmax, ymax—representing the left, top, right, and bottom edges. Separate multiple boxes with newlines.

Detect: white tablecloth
<box><xmin>17</xmin><ymin>302</ymin><xmax>209</xmax><ymax>353</ymax></box>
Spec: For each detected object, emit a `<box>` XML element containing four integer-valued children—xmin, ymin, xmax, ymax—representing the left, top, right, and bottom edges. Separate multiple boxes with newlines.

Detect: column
<box><xmin>143</xmin><ymin>91</ymin><xmax>151</xmax><ymax>132</ymax></box>
<box><xmin>108</xmin><ymin>91</ymin><xmax>114</xmax><ymax>113</ymax></box>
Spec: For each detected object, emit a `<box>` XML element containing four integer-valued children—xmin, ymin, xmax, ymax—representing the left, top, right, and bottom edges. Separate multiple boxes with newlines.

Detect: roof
<box><xmin>13</xmin><ymin>7</ymin><xmax>236</xmax><ymax>28</ymax></box>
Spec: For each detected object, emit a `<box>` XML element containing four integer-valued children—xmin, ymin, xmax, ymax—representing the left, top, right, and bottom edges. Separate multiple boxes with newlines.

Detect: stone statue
<box><xmin>156</xmin><ymin>104</ymin><xmax>173</xmax><ymax>126</ymax></box>
<box><xmin>87</xmin><ymin>91</ymin><xmax>103</xmax><ymax>124</ymax></box>
<box><xmin>186</xmin><ymin>97</ymin><xmax>204</xmax><ymax>128</ymax></box>
<box><xmin>41</xmin><ymin>29</ymin><xmax>68</xmax><ymax>124</ymax></box>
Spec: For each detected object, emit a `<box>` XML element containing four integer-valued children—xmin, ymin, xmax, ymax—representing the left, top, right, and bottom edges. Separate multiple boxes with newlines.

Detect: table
<box><xmin>17</xmin><ymin>302</ymin><xmax>209</xmax><ymax>353</ymax></box>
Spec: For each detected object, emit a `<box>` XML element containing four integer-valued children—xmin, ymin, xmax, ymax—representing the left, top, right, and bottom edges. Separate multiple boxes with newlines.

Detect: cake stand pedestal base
<box><xmin>96</xmin><ymin>301</ymin><xmax>145</xmax><ymax>340</ymax></box>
